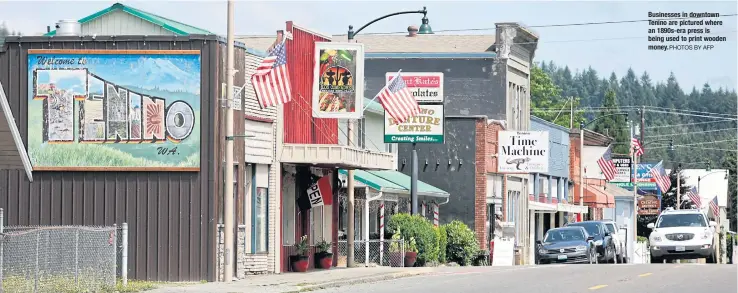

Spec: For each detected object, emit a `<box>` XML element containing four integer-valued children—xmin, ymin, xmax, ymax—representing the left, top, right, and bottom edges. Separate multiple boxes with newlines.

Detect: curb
<box><xmin>282</xmin><ymin>270</ymin><xmax>434</xmax><ymax>292</ymax></box>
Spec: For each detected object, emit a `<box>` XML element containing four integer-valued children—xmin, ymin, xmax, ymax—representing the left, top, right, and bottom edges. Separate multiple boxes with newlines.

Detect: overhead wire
<box><xmin>354</xmin><ymin>13</ymin><xmax>738</xmax><ymax>35</ymax></box>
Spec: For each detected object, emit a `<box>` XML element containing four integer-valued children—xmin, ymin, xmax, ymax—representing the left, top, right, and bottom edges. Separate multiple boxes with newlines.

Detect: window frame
<box><xmin>250</xmin><ymin>164</ymin><xmax>270</xmax><ymax>254</ymax></box>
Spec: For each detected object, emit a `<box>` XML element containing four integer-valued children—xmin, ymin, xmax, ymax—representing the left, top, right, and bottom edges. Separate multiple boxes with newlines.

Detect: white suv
<box><xmin>647</xmin><ymin>208</ymin><xmax>717</xmax><ymax>263</ymax></box>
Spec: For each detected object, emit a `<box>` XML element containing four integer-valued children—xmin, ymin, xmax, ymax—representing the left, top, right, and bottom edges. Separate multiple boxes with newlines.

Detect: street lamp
<box><xmin>347</xmin><ymin>7</ymin><xmax>433</xmax><ymax>40</ymax></box>
<box><xmin>578</xmin><ymin>112</ymin><xmax>628</xmax><ymax>221</ymax></box>
<box><xmin>697</xmin><ymin>164</ymin><xmax>729</xmax><ymax>203</ymax></box>
<box><xmin>344</xmin><ymin>7</ymin><xmax>432</xmax><ymax>268</ymax></box>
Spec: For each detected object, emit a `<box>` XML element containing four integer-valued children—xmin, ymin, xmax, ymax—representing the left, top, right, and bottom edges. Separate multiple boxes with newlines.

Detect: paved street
<box><xmin>310</xmin><ymin>264</ymin><xmax>737</xmax><ymax>293</ymax></box>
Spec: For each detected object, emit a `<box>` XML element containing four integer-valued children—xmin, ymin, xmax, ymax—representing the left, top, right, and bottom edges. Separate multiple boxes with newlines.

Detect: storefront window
<box><xmin>254</xmin><ymin>187</ymin><xmax>268</xmax><ymax>252</ymax></box>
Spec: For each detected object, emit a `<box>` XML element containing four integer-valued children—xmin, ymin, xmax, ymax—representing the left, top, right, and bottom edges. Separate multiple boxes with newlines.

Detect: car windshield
<box><xmin>656</xmin><ymin>213</ymin><xmax>707</xmax><ymax>228</ymax></box>
<box><xmin>569</xmin><ymin>223</ymin><xmax>600</xmax><ymax>236</ymax></box>
<box><xmin>544</xmin><ymin>229</ymin><xmax>585</xmax><ymax>242</ymax></box>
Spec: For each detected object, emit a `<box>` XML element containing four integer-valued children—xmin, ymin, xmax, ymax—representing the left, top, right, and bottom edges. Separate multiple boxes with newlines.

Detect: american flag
<box><xmin>597</xmin><ymin>146</ymin><xmax>617</xmax><ymax>181</ymax></box>
<box><xmin>649</xmin><ymin>160</ymin><xmax>671</xmax><ymax>193</ymax></box>
<box><xmin>685</xmin><ymin>186</ymin><xmax>702</xmax><ymax>208</ymax></box>
<box><xmin>631</xmin><ymin>137</ymin><xmax>644</xmax><ymax>157</ymax></box>
<box><xmin>709</xmin><ymin>196</ymin><xmax>720</xmax><ymax>217</ymax></box>
<box><xmin>377</xmin><ymin>70</ymin><xmax>420</xmax><ymax>123</ymax></box>
<box><xmin>251</xmin><ymin>40</ymin><xmax>292</xmax><ymax>109</ymax></box>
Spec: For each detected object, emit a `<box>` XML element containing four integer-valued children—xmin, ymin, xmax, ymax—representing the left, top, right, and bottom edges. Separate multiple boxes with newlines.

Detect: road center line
<box><xmin>638</xmin><ymin>273</ymin><xmax>652</xmax><ymax>277</ymax></box>
<box><xmin>589</xmin><ymin>285</ymin><xmax>609</xmax><ymax>290</ymax></box>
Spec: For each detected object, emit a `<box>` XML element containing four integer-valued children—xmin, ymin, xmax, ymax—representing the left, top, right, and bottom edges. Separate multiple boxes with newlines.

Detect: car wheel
<box><xmin>650</xmin><ymin>255</ymin><xmax>662</xmax><ymax>264</ymax></box>
<box><xmin>706</xmin><ymin>251</ymin><xmax>716</xmax><ymax>264</ymax></box>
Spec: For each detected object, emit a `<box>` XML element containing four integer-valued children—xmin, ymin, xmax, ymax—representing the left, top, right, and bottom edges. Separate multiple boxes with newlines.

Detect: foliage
<box><xmin>407</xmin><ymin>237</ymin><xmax>419</xmax><ymax>253</ymax></box>
<box><xmin>295</xmin><ymin>235</ymin><xmax>309</xmax><ymax>256</ymax></box>
<box><xmin>2</xmin><ymin>276</ymin><xmax>165</xmax><ymax>293</ymax></box>
<box><xmin>637</xmin><ymin>236</ymin><xmax>648</xmax><ymax>243</ymax></box>
<box><xmin>530</xmin><ymin>65</ymin><xmax>584</xmax><ymax>128</ymax></box>
<box><xmin>387</xmin><ymin>213</ymin><xmax>438</xmax><ymax>265</ymax></box>
<box><xmin>538</xmin><ymin>61</ymin><xmax>736</xmax><ymax>173</ymax></box>
<box><xmin>443</xmin><ymin>220</ymin><xmax>479</xmax><ymax>266</ymax></box>
<box><xmin>591</xmin><ymin>88</ymin><xmax>630</xmax><ymax>154</ymax></box>
<box><xmin>389</xmin><ymin>228</ymin><xmax>403</xmax><ymax>253</ymax></box>
<box><xmin>435</xmin><ymin>226</ymin><xmax>448</xmax><ymax>263</ymax></box>
<box><xmin>315</xmin><ymin>239</ymin><xmax>332</xmax><ymax>254</ymax></box>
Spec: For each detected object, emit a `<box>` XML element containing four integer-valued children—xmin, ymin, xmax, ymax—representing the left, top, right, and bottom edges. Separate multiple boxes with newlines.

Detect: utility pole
<box><xmin>579</xmin><ymin>121</ymin><xmax>585</xmax><ymax>221</ymax></box>
<box><xmin>569</xmin><ymin>97</ymin><xmax>574</xmax><ymax>129</ymax></box>
<box><xmin>640</xmin><ymin>106</ymin><xmax>646</xmax><ymax>147</ymax></box>
<box><xmin>223</xmin><ymin>0</ymin><xmax>235</xmax><ymax>282</ymax></box>
<box><xmin>345</xmin><ymin>39</ymin><xmax>356</xmax><ymax>268</ymax></box>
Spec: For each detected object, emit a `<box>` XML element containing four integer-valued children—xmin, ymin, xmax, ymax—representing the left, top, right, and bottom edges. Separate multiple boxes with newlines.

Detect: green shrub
<box><xmin>444</xmin><ymin>220</ymin><xmax>479</xmax><ymax>266</ymax></box>
<box><xmin>434</xmin><ymin>226</ymin><xmax>448</xmax><ymax>263</ymax></box>
<box><xmin>387</xmin><ymin>213</ymin><xmax>438</xmax><ymax>266</ymax></box>
<box><xmin>637</xmin><ymin>236</ymin><xmax>648</xmax><ymax>243</ymax></box>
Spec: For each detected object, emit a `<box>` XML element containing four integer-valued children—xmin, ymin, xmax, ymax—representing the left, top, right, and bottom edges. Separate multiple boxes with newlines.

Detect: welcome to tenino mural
<box><xmin>27</xmin><ymin>50</ymin><xmax>201</xmax><ymax>170</ymax></box>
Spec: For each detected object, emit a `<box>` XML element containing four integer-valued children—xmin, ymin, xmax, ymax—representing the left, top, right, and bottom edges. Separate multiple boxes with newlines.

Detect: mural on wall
<box><xmin>27</xmin><ymin>50</ymin><xmax>201</xmax><ymax>171</ymax></box>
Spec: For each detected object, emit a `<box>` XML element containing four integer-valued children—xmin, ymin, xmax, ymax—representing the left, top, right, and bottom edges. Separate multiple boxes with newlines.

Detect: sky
<box><xmin>1</xmin><ymin>0</ymin><xmax>737</xmax><ymax>91</ymax></box>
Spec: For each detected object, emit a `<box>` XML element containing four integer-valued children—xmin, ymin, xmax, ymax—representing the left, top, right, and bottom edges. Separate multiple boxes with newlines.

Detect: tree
<box><xmin>530</xmin><ymin>64</ymin><xmax>584</xmax><ymax>128</ymax></box>
<box><xmin>591</xmin><ymin>89</ymin><xmax>629</xmax><ymax>154</ymax></box>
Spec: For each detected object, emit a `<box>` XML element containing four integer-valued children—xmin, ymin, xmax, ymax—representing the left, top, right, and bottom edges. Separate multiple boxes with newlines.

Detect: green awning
<box><xmin>338</xmin><ymin>169</ymin><xmax>450</xmax><ymax>198</ymax></box>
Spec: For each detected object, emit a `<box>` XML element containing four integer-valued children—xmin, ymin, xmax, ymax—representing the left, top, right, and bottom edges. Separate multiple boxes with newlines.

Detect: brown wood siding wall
<box><xmin>0</xmin><ymin>35</ymin><xmax>220</xmax><ymax>282</ymax></box>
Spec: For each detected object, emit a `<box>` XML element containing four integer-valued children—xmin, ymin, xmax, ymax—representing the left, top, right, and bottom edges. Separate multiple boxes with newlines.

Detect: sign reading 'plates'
<box><xmin>385</xmin><ymin>72</ymin><xmax>444</xmax><ymax>103</ymax></box>
<box><xmin>497</xmin><ymin>131</ymin><xmax>549</xmax><ymax>173</ymax></box>
<box><xmin>384</xmin><ymin>104</ymin><xmax>444</xmax><ymax>143</ymax></box>
<box><xmin>611</xmin><ymin>157</ymin><xmax>632</xmax><ymax>183</ymax></box>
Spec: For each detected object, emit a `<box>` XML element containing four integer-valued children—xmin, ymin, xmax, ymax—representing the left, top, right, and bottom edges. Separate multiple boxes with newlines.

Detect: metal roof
<box><xmin>44</xmin><ymin>2</ymin><xmax>214</xmax><ymax>36</ymax></box>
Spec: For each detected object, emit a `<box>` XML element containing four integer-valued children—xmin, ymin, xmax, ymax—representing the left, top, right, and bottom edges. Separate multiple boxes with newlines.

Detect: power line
<box><xmin>648</xmin><ymin>127</ymin><xmax>738</xmax><ymax>138</ymax></box>
<box><xmin>645</xmin><ymin>120</ymin><xmax>735</xmax><ymax>129</ymax></box>
<box><xmin>646</xmin><ymin>109</ymin><xmax>738</xmax><ymax>120</ymax></box>
<box><xmin>357</xmin><ymin>13</ymin><xmax>738</xmax><ymax>35</ymax></box>
<box><xmin>650</xmin><ymin>138</ymin><xmax>737</xmax><ymax>148</ymax></box>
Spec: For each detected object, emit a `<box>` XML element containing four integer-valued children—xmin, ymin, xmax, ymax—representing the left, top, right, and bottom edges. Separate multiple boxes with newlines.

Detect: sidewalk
<box><xmin>147</xmin><ymin>267</ymin><xmax>435</xmax><ymax>293</ymax></box>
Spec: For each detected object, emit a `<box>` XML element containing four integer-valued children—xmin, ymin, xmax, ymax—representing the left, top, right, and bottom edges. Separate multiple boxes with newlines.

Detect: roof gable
<box><xmin>44</xmin><ymin>3</ymin><xmax>213</xmax><ymax>36</ymax></box>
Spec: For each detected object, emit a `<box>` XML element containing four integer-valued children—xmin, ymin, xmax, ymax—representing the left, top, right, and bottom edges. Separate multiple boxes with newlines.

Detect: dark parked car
<box><xmin>535</xmin><ymin>227</ymin><xmax>597</xmax><ymax>264</ymax></box>
<box><xmin>566</xmin><ymin>221</ymin><xmax>617</xmax><ymax>263</ymax></box>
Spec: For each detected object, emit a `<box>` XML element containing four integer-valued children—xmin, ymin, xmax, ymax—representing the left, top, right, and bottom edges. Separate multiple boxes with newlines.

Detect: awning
<box><xmin>578</xmin><ymin>184</ymin><xmax>615</xmax><ymax>208</ymax></box>
<box><xmin>280</xmin><ymin>144</ymin><xmax>395</xmax><ymax>170</ymax></box>
<box><xmin>0</xmin><ymin>82</ymin><xmax>33</xmax><ymax>181</ymax></box>
<box><xmin>338</xmin><ymin>169</ymin><xmax>450</xmax><ymax>198</ymax></box>
<box><xmin>557</xmin><ymin>204</ymin><xmax>589</xmax><ymax>214</ymax></box>
<box><xmin>605</xmin><ymin>183</ymin><xmax>634</xmax><ymax>199</ymax></box>
<box><xmin>529</xmin><ymin>201</ymin><xmax>557</xmax><ymax>212</ymax></box>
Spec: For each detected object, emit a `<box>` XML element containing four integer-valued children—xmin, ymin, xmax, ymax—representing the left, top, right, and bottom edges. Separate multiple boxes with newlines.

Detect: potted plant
<box><xmin>404</xmin><ymin>237</ymin><xmax>419</xmax><ymax>267</ymax></box>
<box><xmin>388</xmin><ymin>229</ymin><xmax>404</xmax><ymax>267</ymax></box>
<box><xmin>290</xmin><ymin>235</ymin><xmax>310</xmax><ymax>272</ymax></box>
<box><xmin>314</xmin><ymin>239</ymin><xmax>333</xmax><ymax>269</ymax></box>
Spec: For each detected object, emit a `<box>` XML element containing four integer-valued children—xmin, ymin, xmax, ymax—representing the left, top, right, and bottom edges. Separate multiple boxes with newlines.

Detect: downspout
<box><xmin>365</xmin><ymin>187</ymin><xmax>383</xmax><ymax>266</ymax></box>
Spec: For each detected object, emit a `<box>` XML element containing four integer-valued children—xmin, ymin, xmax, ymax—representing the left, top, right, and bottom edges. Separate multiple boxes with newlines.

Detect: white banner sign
<box><xmin>385</xmin><ymin>72</ymin><xmax>444</xmax><ymax>103</ymax></box>
<box><xmin>497</xmin><ymin>131</ymin><xmax>549</xmax><ymax>173</ymax></box>
<box><xmin>611</xmin><ymin>157</ymin><xmax>632</xmax><ymax>183</ymax></box>
<box><xmin>383</xmin><ymin>104</ymin><xmax>444</xmax><ymax>143</ymax></box>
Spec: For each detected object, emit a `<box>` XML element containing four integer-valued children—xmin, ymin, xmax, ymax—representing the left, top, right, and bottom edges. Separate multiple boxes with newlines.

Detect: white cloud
<box><xmin>46</xmin><ymin>69</ymin><xmax>86</xmax><ymax>83</ymax></box>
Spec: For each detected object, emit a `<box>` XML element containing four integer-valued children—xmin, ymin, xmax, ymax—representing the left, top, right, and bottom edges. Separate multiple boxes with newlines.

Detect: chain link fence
<box><xmin>0</xmin><ymin>209</ymin><xmax>128</xmax><ymax>293</ymax></box>
<box><xmin>336</xmin><ymin>239</ymin><xmax>405</xmax><ymax>267</ymax></box>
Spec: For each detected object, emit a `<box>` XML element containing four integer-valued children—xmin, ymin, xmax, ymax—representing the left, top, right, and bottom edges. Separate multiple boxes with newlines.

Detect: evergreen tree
<box><xmin>723</xmin><ymin>152</ymin><xmax>737</xmax><ymax>231</ymax></box>
<box><xmin>591</xmin><ymin>89</ymin><xmax>629</xmax><ymax>154</ymax></box>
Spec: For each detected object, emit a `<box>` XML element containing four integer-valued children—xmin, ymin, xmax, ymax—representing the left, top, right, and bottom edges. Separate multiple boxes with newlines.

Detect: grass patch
<box><xmin>28</xmin><ymin>143</ymin><xmax>200</xmax><ymax>168</ymax></box>
<box><xmin>2</xmin><ymin>275</ymin><xmax>194</xmax><ymax>293</ymax></box>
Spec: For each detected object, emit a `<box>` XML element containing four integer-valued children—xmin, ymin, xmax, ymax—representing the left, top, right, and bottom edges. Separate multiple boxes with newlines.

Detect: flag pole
<box><xmin>362</xmin><ymin>69</ymin><xmax>402</xmax><ymax>113</ymax></box>
<box><xmin>630</xmin><ymin>120</ymin><xmax>638</xmax><ymax>262</ymax></box>
<box><xmin>223</xmin><ymin>0</ymin><xmax>236</xmax><ymax>282</ymax></box>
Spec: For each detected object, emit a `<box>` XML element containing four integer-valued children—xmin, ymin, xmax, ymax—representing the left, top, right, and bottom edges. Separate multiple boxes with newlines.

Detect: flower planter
<box><xmin>389</xmin><ymin>252</ymin><xmax>404</xmax><ymax>267</ymax></box>
<box><xmin>404</xmin><ymin>251</ymin><xmax>417</xmax><ymax>267</ymax></box>
<box><xmin>290</xmin><ymin>255</ymin><xmax>309</xmax><ymax>272</ymax></box>
<box><xmin>314</xmin><ymin>252</ymin><xmax>333</xmax><ymax>269</ymax></box>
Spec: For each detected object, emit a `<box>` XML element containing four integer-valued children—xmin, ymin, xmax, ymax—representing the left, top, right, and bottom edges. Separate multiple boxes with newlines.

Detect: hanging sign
<box><xmin>302</xmin><ymin>176</ymin><xmax>333</xmax><ymax>209</ymax></box>
<box><xmin>637</xmin><ymin>194</ymin><xmax>661</xmax><ymax>215</ymax></box>
<box><xmin>497</xmin><ymin>131</ymin><xmax>549</xmax><ymax>173</ymax></box>
<box><xmin>611</xmin><ymin>157</ymin><xmax>632</xmax><ymax>183</ymax></box>
<box><xmin>383</xmin><ymin>104</ymin><xmax>444</xmax><ymax>143</ymax></box>
<box><xmin>385</xmin><ymin>72</ymin><xmax>444</xmax><ymax>103</ymax></box>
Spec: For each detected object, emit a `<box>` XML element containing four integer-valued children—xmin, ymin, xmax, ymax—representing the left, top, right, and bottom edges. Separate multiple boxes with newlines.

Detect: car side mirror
<box><xmin>646</xmin><ymin>223</ymin><xmax>655</xmax><ymax>229</ymax></box>
<box><xmin>709</xmin><ymin>221</ymin><xmax>717</xmax><ymax>227</ymax></box>
<box><xmin>587</xmin><ymin>236</ymin><xmax>594</xmax><ymax>241</ymax></box>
